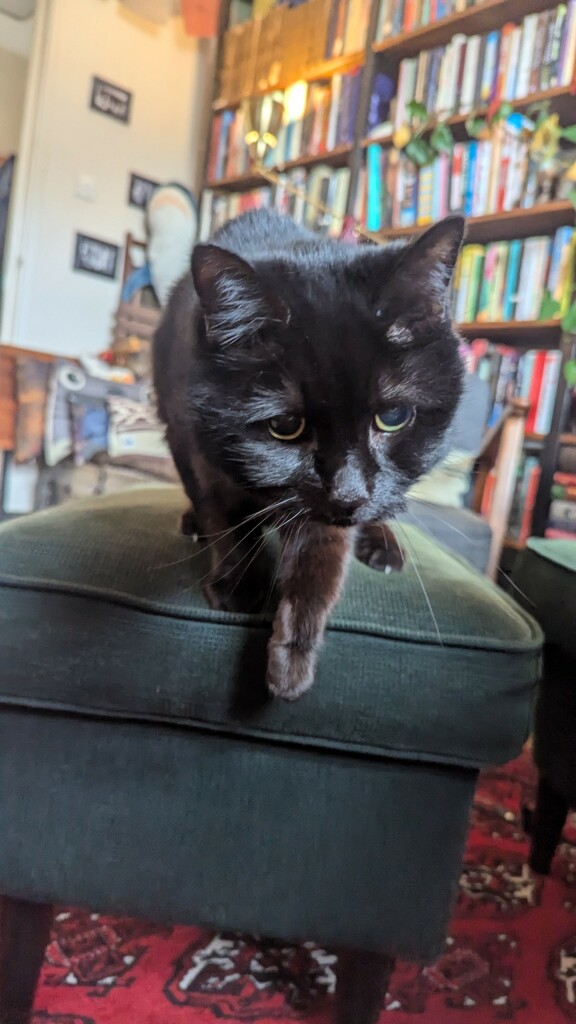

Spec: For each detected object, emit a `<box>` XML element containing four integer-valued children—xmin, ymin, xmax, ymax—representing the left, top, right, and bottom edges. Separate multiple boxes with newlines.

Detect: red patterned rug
<box><xmin>32</xmin><ymin>751</ymin><xmax>576</xmax><ymax>1023</ymax></box>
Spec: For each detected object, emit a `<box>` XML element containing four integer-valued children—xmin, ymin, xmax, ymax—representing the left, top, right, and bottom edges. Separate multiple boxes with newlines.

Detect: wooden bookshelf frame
<box><xmin>203</xmin><ymin>0</ymin><xmax>576</xmax><ymax>552</ymax></box>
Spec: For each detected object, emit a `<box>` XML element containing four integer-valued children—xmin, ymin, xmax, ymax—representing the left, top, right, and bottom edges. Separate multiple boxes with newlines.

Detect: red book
<box><xmin>519</xmin><ymin>465</ymin><xmax>542</xmax><ymax>542</ymax></box>
<box><xmin>555</xmin><ymin>472</ymin><xmax>576</xmax><ymax>487</ymax></box>
<box><xmin>403</xmin><ymin>0</ymin><xmax>418</xmax><ymax>33</ymax></box>
<box><xmin>481</xmin><ymin>468</ymin><xmax>497</xmax><ymax>517</ymax></box>
<box><xmin>526</xmin><ymin>351</ymin><xmax>547</xmax><ymax>434</ymax></box>
<box><xmin>545</xmin><ymin>528</ymin><xmax>576</xmax><ymax>539</ymax></box>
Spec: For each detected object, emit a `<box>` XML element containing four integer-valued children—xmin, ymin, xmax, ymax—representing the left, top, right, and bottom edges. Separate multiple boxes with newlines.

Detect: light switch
<box><xmin>76</xmin><ymin>175</ymin><xmax>97</xmax><ymax>201</ymax></box>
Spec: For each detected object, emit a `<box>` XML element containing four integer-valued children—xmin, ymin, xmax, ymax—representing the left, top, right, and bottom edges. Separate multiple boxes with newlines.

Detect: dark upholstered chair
<box><xmin>0</xmin><ymin>489</ymin><xmax>541</xmax><ymax>1023</ymax></box>
<box><xmin>512</xmin><ymin>540</ymin><xmax>576</xmax><ymax>875</ymax></box>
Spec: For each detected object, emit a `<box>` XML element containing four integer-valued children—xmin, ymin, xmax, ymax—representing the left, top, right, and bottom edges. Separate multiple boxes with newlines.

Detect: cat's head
<box><xmin>190</xmin><ymin>216</ymin><xmax>465</xmax><ymax>528</ymax></box>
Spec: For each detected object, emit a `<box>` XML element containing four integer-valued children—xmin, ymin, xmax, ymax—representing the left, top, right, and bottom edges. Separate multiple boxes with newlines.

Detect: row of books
<box><xmin>200</xmin><ymin>165</ymin><xmax>351</xmax><ymax>239</ymax></box>
<box><xmin>377</xmin><ymin>0</ymin><xmax>479</xmax><ymax>41</ymax></box>
<box><xmin>465</xmin><ymin>341</ymin><xmax>563</xmax><ymax>436</ymax></box>
<box><xmin>206</xmin><ymin>69</ymin><xmax>362</xmax><ymax>183</ymax></box>
<box><xmin>359</xmin><ymin>116</ymin><xmax>540</xmax><ymax>232</ymax></box>
<box><xmin>453</xmin><ymin>229</ymin><xmax>575</xmax><ymax>325</ymax></box>
<box><xmin>504</xmin><ymin>455</ymin><xmax>542</xmax><ymax>543</ymax></box>
<box><xmin>389</xmin><ymin>3</ymin><xmax>576</xmax><ymax>132</ymax></box>
<box><xmin>546</xmin><ymin>470</ymin><xmax>576</xmax><ymax>536</ymax></box>
<box><xmin>217</xmin><ymin>0</ymin><xmax>369</xmax><ymax>104</ymax></box>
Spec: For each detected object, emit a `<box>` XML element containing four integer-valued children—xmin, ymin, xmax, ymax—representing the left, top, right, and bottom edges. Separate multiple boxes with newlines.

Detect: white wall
<box><xmin>0</xmin><ymin>10</ymin><xmax>34</xmax><ymax>57</ymax></box>
<box><xmin>2</xmin><ymin>0</ymin><xmax>214</xmax><ymax>356</ymax></box>
<box><xmin>0</xmin><ymin>47</ymin><xmax>28</xmax><ymax>154</ymax></box>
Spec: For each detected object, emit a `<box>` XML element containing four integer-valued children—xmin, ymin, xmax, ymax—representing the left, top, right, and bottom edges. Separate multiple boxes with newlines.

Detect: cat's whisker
<box><xmin>154</xmin><ymin>498</ymin><xmax>293</xmax><ymax>570</ymax></box>
<box><xmin>407</xmin><ymin>506</ymin><xmax>477</xmax><ymax>546</ymax></box>
<box><xmin>406</xmin><ymin>509</ymin><xmax>535</xmax><ymax>606</ymax></box>
<box><xmin>496</xmin><ymin>570</ymin><xmax>536</xmax><ymax>607</ymax></box>
<box><xmin>395</xmin><ymin>523</ymin><xmax>444</xmax><ymax>647</ymax></box>
<box><xmin>195</xmin><ymin>508</ymin><xmax>281</xmax><ymax>587</ymax></box>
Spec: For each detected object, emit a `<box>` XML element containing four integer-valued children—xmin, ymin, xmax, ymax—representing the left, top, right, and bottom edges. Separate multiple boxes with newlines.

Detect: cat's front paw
<box><xmin>266</xmin><ymin>640</ymin><xmax>316</xmax><ymax>701</ymax></box>
<box><xmin>355</xmin><ymin>523</ymin><xmax>405</xmax><ymax>574</ymax></box>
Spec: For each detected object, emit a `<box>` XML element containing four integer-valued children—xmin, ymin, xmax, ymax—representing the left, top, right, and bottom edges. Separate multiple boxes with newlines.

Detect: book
<box><xmin>534</xmin><ymin>351</ymin><xmax>562</xmax><ymax>435</ymax></box>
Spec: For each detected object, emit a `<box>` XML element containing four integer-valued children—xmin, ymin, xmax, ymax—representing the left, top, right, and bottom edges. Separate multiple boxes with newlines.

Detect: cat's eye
<box><xmin>268</xmin><ymin>415</ymin><xmax>306</xmax><ymax>441</ymax></box>
<box><xmin>373</xmin><ymin>405</ymin><xmax>413</xmax><ymax>433</ymax></box>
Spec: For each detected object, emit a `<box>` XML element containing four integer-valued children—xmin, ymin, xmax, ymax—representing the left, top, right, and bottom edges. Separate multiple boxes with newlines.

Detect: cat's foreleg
<box><xmin>267</xmin><ymin>522</ymin><xmax>353</xmax><ymax>700</ymax></box>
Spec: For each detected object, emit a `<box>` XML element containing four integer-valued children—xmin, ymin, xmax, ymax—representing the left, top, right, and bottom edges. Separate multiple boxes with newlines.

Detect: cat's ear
<box><xmin>378</xmin><ymin>215</ymin><xmax>465</xmax><ymax>335</ymax></box>
<box><xmin>192</xmin><ymin>243</ymin><xmax>288</xmax><ymax>346</ymax></box>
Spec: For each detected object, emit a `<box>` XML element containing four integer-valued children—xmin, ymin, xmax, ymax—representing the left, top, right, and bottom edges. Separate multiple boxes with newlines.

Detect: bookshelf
<box><xmin>202</xmin><ymin>0</ymin><xmax>576</xmax><ymax>552</ymax></box>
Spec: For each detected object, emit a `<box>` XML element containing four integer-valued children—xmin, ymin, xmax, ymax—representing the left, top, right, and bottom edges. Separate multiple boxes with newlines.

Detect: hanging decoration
<box><xmin>180</xmin><ymin>0</ymin><xmax>221</xmax><ymax>38</ymax></box>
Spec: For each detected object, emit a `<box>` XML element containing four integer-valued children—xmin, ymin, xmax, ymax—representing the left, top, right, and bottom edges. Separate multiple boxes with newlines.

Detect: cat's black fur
<box><xmin>153</xmin><ymin>209</ymin><xmax>465</xmax><ymax>699</ymax></box>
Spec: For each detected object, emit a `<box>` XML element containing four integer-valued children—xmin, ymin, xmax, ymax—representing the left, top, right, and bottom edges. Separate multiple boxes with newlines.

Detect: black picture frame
<box><xmin>128</xmin><ymin>173</ymin><xmax>159</xmax><ymax>210</ymax></box>
<box><xmin>73</xmin><ymin>233</ymin><xmax>120</xmax><ymax>279</ymax></box>
<box><xmin>90</xmin><ymin>76</ymin><xmax>132</xmax><ymax>124</ymax></box>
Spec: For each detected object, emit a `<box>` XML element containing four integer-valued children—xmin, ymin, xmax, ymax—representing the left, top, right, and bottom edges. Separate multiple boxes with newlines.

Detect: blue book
<box><xmin>344</xmin><ymin>70</ymin><xmax>363</xmax><ymax>145</ymax></box>
<box><xmin>464</xmin><ymin>141</ymin><xmax>478</xmax><ymax>216</ymax></box>
<box><xmin>481</xmin><ymin>31</ymin><xmax>500</xmax><ymax>103</ymax></box>
<box><xmin>366</xmin><ymin>73</ymin><xmax>395</xmax><ymax>133</ymax></box>
<box><xmin>366</xmin><ymin>144</ymin><xmax>383</xmax><ymax>233</ymax></box>
<box><xmin>502</xmin><ymin>239</ymin><xmax>522</xmax><ymax>321</ymax></box>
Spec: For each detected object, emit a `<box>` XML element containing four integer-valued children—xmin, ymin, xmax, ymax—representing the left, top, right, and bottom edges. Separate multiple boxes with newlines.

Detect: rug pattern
<box><xmin>32</xmin><ymin>753</ymin><xmax>576</xmax><ymax>1022</ymax></box>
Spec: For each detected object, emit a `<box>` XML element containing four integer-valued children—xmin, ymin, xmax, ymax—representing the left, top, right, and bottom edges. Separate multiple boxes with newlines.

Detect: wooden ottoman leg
<box><xmin>335</xmin><ymin>949</ymin><xmax>395</xmax><ymax>1024</ymax></box>
<box><xmin>0</xmin><ymin>897</ymin><xmax>53</xmax><ymax>1024</ymax></box>
<box><xmin>527</xmin><ymin>776</ymin><xmax>569</xmax><ymax>875</ymax></box>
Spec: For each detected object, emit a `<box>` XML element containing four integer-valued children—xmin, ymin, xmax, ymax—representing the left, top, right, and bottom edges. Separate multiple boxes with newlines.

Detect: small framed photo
<box><xmin>90</xmin><ymin>77</ymin><xmax>132</xmax><ymax>124</ymax></box>
<box><xmin>128</xmin><ymin>173</ymin><xmax>159</xmax><ymax>210</ymax></box>
<box><xmin>73</xmin><ymin>233</ymin><xmax>120</xmax><ymax>279</ymax></box>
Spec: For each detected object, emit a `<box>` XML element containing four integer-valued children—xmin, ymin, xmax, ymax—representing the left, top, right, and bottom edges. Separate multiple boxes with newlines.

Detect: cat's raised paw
<box><xmin>266</xmin><ymin>641</ymin><xmax>315</xmax><ymax>701</ymax></box>
<box><xmin>355</xmin><ymin>523</ymin><xmax>405</xmax><ymax>574</ymax></box>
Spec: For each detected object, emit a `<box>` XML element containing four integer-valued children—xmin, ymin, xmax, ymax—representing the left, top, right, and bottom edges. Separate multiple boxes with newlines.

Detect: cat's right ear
<box><xmin>192</xmin><ymin>243</ymin><xmax>287</xmax><ymax>346</ymax></box>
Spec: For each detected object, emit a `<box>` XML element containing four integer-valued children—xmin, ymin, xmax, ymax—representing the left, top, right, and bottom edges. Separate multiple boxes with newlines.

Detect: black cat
<box><xmin>153</xmin><ymin>209</ymin><xmax>464</xmax><ymax>700</ymax></box>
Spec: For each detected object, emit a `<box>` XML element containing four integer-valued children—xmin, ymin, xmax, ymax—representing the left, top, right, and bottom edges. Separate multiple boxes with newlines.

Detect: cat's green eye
<box><xmin>268</xmin><ymin>415</ymin><xmax>306</xmax><ymax>441</ymax></box>
<box><xmin>374</xmin><ymin>405</ymin><xmax>413</xmax><ymax>433</ymax></box>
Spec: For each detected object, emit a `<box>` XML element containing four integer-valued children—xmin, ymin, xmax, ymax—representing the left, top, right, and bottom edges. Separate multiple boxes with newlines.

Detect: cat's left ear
<box><xmin>379</xmin><ymin>215</ymin><xmax>465</xmax><ymax>328</ymax></box>
<box><xmin>192</xmin><ymin>243</ymin><xmax>288</xmax><ymax>346</ymax></box>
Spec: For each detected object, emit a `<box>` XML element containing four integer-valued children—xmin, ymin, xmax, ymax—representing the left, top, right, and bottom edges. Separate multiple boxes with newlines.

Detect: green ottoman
<box><xmin>0</xmin><ymin>488</ymin><xmax>541</xmax><ymax>1023</ymax></box>
<box><xmin>512</xmin><ymin>539</ymin><xmax>576</xmax><ymax>874</ymax></box>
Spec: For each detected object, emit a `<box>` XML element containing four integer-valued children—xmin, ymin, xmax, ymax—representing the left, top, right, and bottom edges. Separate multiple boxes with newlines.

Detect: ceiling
<box><xmin>0</xmin><ymin>0</ymin><xmax>36</xmax><ymax>17</ymax></box>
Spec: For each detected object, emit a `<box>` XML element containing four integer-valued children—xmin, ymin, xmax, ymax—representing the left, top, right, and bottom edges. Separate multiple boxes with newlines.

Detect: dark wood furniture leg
<box><xmin>335</xmin><ymin>949</ymin><xmax>395</xmax><ymax>1024</ymax></box>
<box><xmin>0</xmin><ymin>897</ymin><xmax>53</xmax><ymax>1024</ymax></box>
<box><xmin>524</xmin><ymin>776</ymin><xmax>569</xmax><ymax>875</ymax></box>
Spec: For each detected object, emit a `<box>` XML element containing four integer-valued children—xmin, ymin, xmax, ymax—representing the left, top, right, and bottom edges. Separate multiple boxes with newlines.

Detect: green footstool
<box><xmin>512</xmin><ymin>539</ymin><xmax>576</xmax><ymax>874</ymax></box>
<box><xmin>0</xmin><ymin>488</ymin><xmax>541</xmax><ymax>1023</ymax></box>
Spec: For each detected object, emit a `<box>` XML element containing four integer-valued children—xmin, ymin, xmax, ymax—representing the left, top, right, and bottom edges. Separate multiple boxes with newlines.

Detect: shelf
<box><xmin>213</xmin><ymin>52</ymin><xmax>365</xmax><ymax>111</ymax></box>
<box><xmin>361</xmin><ymin>87</ymin><xmax>576</xmax><ymax>152</ymax></box>
<box><xmin>373</xmin><ymin>0</ymin><xmax>560</xmax><ymax>60</ymax></box>
<box><xmin>206</xmin><ymin>144</ymin><xmax>353</xmax><ymax>191</ymax></box>
<box><xmin>373</xmin><ymin>202</ymin><xmax>575</xmax><ymax>244</ymax></box>
<box><xmin>456</xmin><ymin>321</ymin><xmax>563</xmax><ymax>346</ymax></box>
<box><xmin>525</xmin><ymin>433</ymin><xmax>576</xmax><ymax>446</ymax></box>
<box><xmin>503</xmin><ymin>537</ymin><xmax>526</xmax><ymax>551</ymax></box>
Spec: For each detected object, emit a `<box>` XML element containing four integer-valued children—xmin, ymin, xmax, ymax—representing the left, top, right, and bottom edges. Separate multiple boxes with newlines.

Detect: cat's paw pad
<box><xmin>266</xmin><ymin>641</ymin><xmax>315</xmax><ymax>701</ymax></box>
<box><xmin>355</xmin><ymin>526</ymin><xmax>405</xmax><ymax>574</ymax></box>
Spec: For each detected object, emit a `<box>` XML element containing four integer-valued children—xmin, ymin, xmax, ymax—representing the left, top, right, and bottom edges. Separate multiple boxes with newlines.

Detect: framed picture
<box><xmin>90</xmin><ymin>77</ymin><xmax>132</xmax><ymax>124</ymax></box>
<box><xmin>73</xmin><ymin>234</ymin><xmax>120</xmax><ymax>279</ymax></box>
<box><xmin>128</xmin><ymin>173</ymin><xmax>159</xmax><ymax>210</ymax></box>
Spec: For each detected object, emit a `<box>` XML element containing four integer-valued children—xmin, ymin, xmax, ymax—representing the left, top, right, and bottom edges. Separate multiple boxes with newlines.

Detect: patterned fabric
<box><xmin>32</xmin><ymin>751</ymin><xmax>576</xmax><ymax>1023</ymax></box>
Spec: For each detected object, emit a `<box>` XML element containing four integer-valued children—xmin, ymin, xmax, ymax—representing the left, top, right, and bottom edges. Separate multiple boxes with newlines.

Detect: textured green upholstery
<box><xmin>0</xmin><ymin>488</ymin><xmax>539</xmax><ymax>768</ymax></box>
<box><xmin>0</xmin><ymin>488</ymin><xmax>541</xmax><ymax>961</ymax></box>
